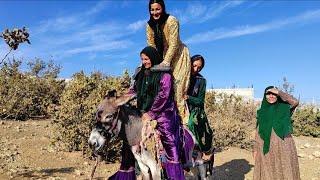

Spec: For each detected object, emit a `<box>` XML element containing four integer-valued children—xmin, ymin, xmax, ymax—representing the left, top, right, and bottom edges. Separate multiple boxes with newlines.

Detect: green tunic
<box><xmin>187</xmin><ymin>74</ymin><xmax>213</xmax><ymax>153</ymax></box>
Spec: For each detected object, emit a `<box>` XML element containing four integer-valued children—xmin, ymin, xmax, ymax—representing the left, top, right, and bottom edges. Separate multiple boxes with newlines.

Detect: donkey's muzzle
<box><xmin>88</xmin><ymin>128</ymin><xmax>107</xmax><ymax>153</ymax></box>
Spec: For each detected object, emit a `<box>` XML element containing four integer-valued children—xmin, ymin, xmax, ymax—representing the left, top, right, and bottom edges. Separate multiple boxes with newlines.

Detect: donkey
<box><xmin>88</xmin><ymin>90</ymin><xmax>162</xmax><ymax>179</ymax></box>
<box><xmin>88</xmin><ymin>90</ymin><xmax>212</xmax><ymax>179</ymax></box>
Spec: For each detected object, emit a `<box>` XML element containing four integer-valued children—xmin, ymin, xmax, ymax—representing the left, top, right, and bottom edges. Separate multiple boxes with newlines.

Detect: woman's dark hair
<box><xmin>191</xmin><ymin>54</ymin><xmax>205</xmax><ymax>71</ymax></box>
<box><xmin>149</xmin><ymin>0</ymin><xmax>167</xmax><ymax>14</ymax></box>
<box><xmin>147</xmin><ymin>0</ymin><xmax>169</xmax><ymax>58</ymax></box>
<box><xmin>140</xmin><ymin>46</ymin><xmax>162</xmax><ymax>67</ymax></box>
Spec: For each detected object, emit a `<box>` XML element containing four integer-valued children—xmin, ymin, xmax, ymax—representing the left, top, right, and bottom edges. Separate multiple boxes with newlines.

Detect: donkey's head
<box><xmin>88</xmin><ymin>90</ymin><xmax>134</xmax><ymax>152</ymax></box>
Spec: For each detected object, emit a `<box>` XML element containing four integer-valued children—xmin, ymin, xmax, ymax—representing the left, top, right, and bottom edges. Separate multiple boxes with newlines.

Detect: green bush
<box><xmin>51</xmin><ymin>70</ymin><xmax>131</xmax><ymax>154</ymax></box>
<box><xmin>292</xmin><ymin>105</ymin><xmax>320</xmax><ymax>137</ymax></box>
<box><xmin>0</xmin><ymin>59</ymin><xmax>64</xmax><ymax>120</ymax></box>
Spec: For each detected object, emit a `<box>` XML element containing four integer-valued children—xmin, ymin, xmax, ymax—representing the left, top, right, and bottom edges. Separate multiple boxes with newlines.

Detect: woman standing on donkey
<box><xmin>146</xmin><ymin>0</ymin><xmax>191</xmax><ymax>125</ymax></box>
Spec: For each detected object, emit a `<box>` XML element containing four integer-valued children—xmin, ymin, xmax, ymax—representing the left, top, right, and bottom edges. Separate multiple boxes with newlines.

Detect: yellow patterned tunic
<box><xmin>146</xmin><ymin>15</ymin><xmax>191</xmax><ymax>124</ymax></box>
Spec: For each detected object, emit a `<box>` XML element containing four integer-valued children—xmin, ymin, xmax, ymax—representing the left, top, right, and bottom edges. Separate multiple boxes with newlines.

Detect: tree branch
<box><xmin>0</xmin><ymin>48</ymin><xmax>13</xmax><ymax>65</ymax></box>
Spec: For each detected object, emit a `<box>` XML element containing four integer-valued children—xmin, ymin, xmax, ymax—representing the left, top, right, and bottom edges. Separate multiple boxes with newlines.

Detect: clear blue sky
<box><xmin>1</xmin><ymin>0</ymin><xmax>319</xmax><ymax>102</ymax></box>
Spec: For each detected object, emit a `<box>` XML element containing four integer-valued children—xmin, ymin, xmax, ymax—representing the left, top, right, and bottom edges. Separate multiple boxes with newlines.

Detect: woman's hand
<box><xmin>151</xmin><ymin>61</ymin><xmax>171</xmax><ymax>71</ymax></box>
<box><xmin>183</xmin><ymin>94</ymin><xmax>189</xmax><ymax>100</ymax></box>
<box><xmin>142</xmin><ymin>113</ymin><xmax>152</xmax><ymax>122</ymax></box>
<box><xmin>266</xmin><ymin>88</ymin><xmax>279</xmax><ymax>95</ymax></box>
<box><xmin>160</xmin><ymin>61</ymin><xmax>170</xmax><ymax>67</ymax></box>
<box><xmin>253</xmin><ymin>150</ymin><xmax>257</xmax><ymax>160</ymax></box>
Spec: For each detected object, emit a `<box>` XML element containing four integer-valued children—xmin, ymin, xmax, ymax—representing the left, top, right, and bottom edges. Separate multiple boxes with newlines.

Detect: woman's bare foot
<box><xmin>202</xmin><ymin>153</ymin><xmax>212</xmax><ymax>161</ymax></box>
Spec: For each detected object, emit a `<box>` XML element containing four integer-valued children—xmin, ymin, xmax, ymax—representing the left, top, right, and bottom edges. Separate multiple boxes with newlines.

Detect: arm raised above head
<box><xmin>278</xmin><ymin>90</ymin><xmax>299</xmax><ymax>111</ymax></box>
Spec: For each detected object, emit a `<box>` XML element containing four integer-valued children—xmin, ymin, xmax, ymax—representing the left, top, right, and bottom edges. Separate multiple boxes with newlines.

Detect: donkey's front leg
<box><xmin>140</xmin><ymin>148</ymin><xmax>161</xmax><ymax>180</ymax></box>
<box><xmin>131</xmin><ymin>145</ymin><xmax>152</xmax><ymax>180</ymax></box>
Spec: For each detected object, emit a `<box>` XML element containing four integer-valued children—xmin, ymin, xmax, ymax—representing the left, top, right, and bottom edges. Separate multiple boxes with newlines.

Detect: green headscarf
<box><xmin>257</xmin><ymin>86</ymin><xmax>293</xmax><ymax>154</ymax></box>
<box><xmin>135</xmin><ymin>46</ymin><xmax>164</xmax><ymax>112</ymax></box>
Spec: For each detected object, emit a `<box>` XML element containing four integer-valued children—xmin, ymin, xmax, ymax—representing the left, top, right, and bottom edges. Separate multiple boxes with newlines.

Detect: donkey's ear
<box><xmin>105</xmin><ymin>89</ymin><xmax>117</xmax><ymax>99</ymax></box>
<box><xmin>115</xmin><ymin>94</ymin><xmax>135</xmax><ymax>106</ymax></box>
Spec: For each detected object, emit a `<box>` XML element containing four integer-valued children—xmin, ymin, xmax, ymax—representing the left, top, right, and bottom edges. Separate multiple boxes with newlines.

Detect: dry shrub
<box><xmin>205</xmin><ymin>92</ymin><xmax>257</xmax><ymax>150</ymax></box>
<box><xmin>51</xmin><ymin>70</ymin><xmax>131</xmax><ymax>155</ymax></box>
<box><xmin>0</xmin><ymin>59</ymin><xmax>64</xmax><ymax>120</ymax></box>
<box><xmin>2</xmin><ymin>57</ymin><xmax>317</xmax><ymax>158</ymax></box>
<box><xmin>205</xmin><ymin>92</ymin><xmax>320</xmax><ymax>150</ymax></box>
<box><xmin>292</xmin><ymin>105</ymin><xmax>320</xmax><ymax>137</ymax></box>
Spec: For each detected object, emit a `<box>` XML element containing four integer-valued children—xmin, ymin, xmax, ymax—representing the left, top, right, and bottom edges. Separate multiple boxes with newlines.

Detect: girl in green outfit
<box><xmin>184</xmin><ymin>55</ymin><xmax>214</xmax><ymax>161</ymax></box>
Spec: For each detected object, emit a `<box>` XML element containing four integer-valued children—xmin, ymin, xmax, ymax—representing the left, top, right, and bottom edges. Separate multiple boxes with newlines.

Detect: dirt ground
<box><xmin>0</xmin><ymin>119</ymin><xmax>319</xmax><ymax>180</ymax></box>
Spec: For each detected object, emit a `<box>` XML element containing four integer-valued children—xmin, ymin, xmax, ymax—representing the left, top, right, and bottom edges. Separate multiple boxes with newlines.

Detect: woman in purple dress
<box><xmin>110</xmin><ymin>46</ymin><xmax>185</xmax><ymax>180</ymax></box>
<box><xmin>135</xmin><ymin>46</ymin><xmax>185</xmax><ymax>179</ymax></box>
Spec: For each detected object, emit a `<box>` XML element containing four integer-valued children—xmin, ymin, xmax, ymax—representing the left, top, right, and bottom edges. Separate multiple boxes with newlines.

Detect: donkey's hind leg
<box><xmin>197</xmin><ymin>164</ymin><xmax>207</xmax><ymax>180</ymax></box>
<box><xmin>194</xmin><ymin>151</ymin><xmax>209</xmax><ymax>180</ymax></box>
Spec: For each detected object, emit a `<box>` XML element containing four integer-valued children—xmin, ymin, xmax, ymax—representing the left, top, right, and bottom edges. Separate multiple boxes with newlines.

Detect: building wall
<box><xmin>207</xmin><ymin>88</ymin><xmax>254</xmax><ymax>100</ymax></box>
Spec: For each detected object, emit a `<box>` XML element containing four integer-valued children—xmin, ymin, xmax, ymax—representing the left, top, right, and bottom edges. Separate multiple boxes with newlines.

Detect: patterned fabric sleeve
<box><xmin>146</xmin><ymin>24</ymin><xmax>156</xmax><ymax>48</ymax></box>
<box><xmin>147</xmin><ymin>73</ymin><xmax>172</xmax><ymax>120</ymax></box>
<box><xmin>163</xmin><ymin>17</ymin><xmax>180</xmax><ymax>65</ymax></box>
<box><xmin>188</xmin><ymin>78</ymin><xmax>206</xmax><ymax>107</ymax></box>
<box><xmin>278</xmin><ymin>90</ymin><xmax>299</xmax><ymax>111</ymax></box>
